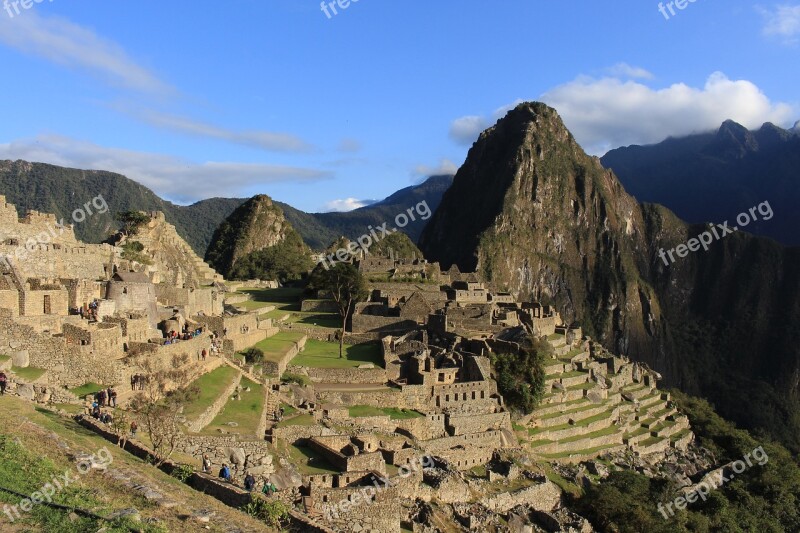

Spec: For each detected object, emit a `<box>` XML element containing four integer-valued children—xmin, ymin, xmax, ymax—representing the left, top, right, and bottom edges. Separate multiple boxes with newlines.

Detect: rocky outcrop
<box><xmin>419</xmin><ymin>102</ymin><xmax>800</xmax><ymax>450</ymax></box>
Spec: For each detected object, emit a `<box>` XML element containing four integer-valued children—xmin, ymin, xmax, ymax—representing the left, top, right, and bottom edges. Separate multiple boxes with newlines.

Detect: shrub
<box><xmin>491</xmin><ymin>336</ymin><xmax>551</xmax><ymax>413</ymax></box>
<box><xmin>170</xmin><ymin>463</ymin><xmax>194</xmax><ymax>483</ymax></box>
<box><xmin>242</xmin><ymin>496</ymin><xmax>290</xmax><ymax>529</ymax></box>
<box><xmin>241</xmin><ymin>347</ymin><xmax>265</xmax><ymax>365</ymax></box>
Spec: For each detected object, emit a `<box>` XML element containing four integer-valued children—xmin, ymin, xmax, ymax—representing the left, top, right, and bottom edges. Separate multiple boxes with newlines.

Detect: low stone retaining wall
<box><xmin>185</xmin><ymin>372</ymin><xmax>242</xmax><ymax>433</ymax></box>
<box><xmin>300</xmin><ymin>300</ymin><xmax>339</xmax><ymax>313</ymax></box>
<box><xmin>480</xmin><ymin>481</ymin><xmax>561</xmax><ymax>513</ymax></box>
<box><xmin>270</xmin><ymin>423</ymin><xmax>333</xmax><ymax>444</ymax></box>
<box><xmin>288</xmin><ymin>365</ymin><xmax>387</xmax><ymax>385</ymax></box>
<box><xmin>262</xmin><ymin>335</ymin><xmax>307</xmax><ymax>377</ymax></box>
<box><xmin>75</xmin><ymin>415</ymin><xmax>331</xmax><ymax>532</ymax></box>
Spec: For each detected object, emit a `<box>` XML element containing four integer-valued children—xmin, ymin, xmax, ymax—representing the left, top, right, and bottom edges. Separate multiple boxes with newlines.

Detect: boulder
<box><xmin>16</xmin><ymin>383</ymin><xmax>34</xmax><ymax>401</ymax></box>
<box><xmin>226</xmin><ymin>447</ymin><xmax>246</xmax><ymax>466</ymax></box>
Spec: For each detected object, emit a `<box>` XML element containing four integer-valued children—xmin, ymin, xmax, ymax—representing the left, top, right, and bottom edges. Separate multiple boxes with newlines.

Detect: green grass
<box><xmin>11</xmin><ymin>366</ymin><xmax>46</xmax><ymax>382</ymax></box>
<box><xmin>201</xmin><ymin>377</ymin><xmax>265</xmax><ymax>435</ymax></box>
<box><xmin>543</xmin><ymin>464</ymin><xmax>583</xmax><ymax>497</ymax></box>
<box><xmin>348</xmin><ymin>406</ymin><xmax>424</xmax><ymax>419</ymax></box>
<box><xmin>69</xmin><ymin>382</ymin><xmax>107</xmax><ymax>398</ymax></box>
<box><xmin>558</xmin><ymin>425</ymin><xmax>620</xmax><ymax>444</ymax></box>
<box><xmin>280</xmin><ymin>403</ymin><xmax>298</xmax><ymax>416</ymax></box>
<box><xmin>275</xmin><ymin>414</ymin><xmax>316</xmax><ymax>427</ymax></box>
<box><xmin>238</xmin><ymin>288</ymin><xmax>304</xmax><ymax>311</ymax></box>
<box><xmin>249</xmin><ymin>331</ymin><xmax>307</xmax><ymax>363</ymax></box>
<box><xmin>181</xmin><ymin>365</ymin><xmax>240</xmax><ymax>422</ymax></box>
<box><xmin>540</xmin><ymin>400</ymin><xmax>605</xmax><ymax>421</ymax></box>
<box><xmin>0</xmin><ymin>354</ymin><xmax>10</xmax><ymax>363</ymax></box>
<box><xmin>290</xmin><ymin>340</ymin><xmax>383</xmax><ymax>369</ymax></box>
<box><xmin>539</xmin><ymin>443</ymin><xmax>621</xmax><ymax>460</ymax></box>
<box><xmin>286</xmin><ymin>444</ymin><xmax>338</xmax><ymax>475</ymax></box>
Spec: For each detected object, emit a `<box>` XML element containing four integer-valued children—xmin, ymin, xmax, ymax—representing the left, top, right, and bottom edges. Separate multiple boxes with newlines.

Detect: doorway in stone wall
<box><xmin>43</xmin><ymin>295</ymin><xmax>51</xmax><ymax>315</ymax></box>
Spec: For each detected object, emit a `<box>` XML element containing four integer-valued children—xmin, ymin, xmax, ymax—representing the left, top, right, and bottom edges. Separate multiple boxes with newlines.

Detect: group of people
<box><xmin>94</xmin><ymin>387</ymin><xmax>118</xmax><ymax>407</ymax></box>
<box><xmin>130</xmin><ymin>374</ymin><xmax>149</xmax><ymax>391</ymax></box>
<box><xmin>71</xmin><ymin>300</ymin><xmax>100</xmax><ymax>321</ymax></box>
<box><xmin>215</xmin><ymin>460</ymin><xmax>277</xmax><ymax>496</ymax></box>
<box><xmin>164</xmin><ymin>325</ymin><xmax>206</xmax><ymax>345</ymax></box>
<box><xmin>272</xmin><ymin>407</ymin><xmax>286</xmax><ymax>422</ymax></box>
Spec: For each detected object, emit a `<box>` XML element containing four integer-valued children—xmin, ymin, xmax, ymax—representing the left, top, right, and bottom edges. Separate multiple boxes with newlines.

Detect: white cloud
<box><xmin>449</xmin><ymin>116</ymin><xmax>490</xmax><ymax>145</ymax></box>
<box><xmin>760</xmin><ymin>4</ymin><xmax>800</xmax><ymax>43</ymax></box>
<box><xmin>323</xmin><ymin>198</ymin><xmax>376</xmax><ymax>212</ymax></box>
<box><xmin>604</xmin><ymin>63</ymin><xmax>654</xmax><ymax>80</ymax></box>
<box><xmin>0</xmin><ymin>134</ymin><xmax>331</xmax><ymax>203</ymax></box>
<box><xmin>413</xmin><ymin>159</ymin><xmax>459</xmax><ymax>177</ymax></box>
<box><xmin>138</xmin><ymin>109</ymin><xmax>313</xmax><ymax>153</ymax></box>
<box><xmin>542</xmin><ymin>72</ymin><xmax>795</xmax><ymax>153</ymax></box>
<box><xmin>0</xmin><ymin>11</ymin><xmax>172</xmax><ymax>94</ymax></box>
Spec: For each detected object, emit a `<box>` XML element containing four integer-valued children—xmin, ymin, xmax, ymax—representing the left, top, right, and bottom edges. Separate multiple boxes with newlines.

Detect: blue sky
<box><xmin>0</xmin><ymin>0</ymin><xmax>797</xmax><ymax>212</ymax></box>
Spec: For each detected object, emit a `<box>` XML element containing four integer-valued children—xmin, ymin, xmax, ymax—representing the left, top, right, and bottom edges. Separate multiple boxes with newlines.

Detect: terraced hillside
<box><xmin>523</xmin><ymin>334</ymin><xmax>693</xmax><ymax>463</ymax></box>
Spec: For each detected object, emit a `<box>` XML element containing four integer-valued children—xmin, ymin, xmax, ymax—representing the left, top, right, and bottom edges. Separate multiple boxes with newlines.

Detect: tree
<box><xmin>128</xmin><ymin>361</ymin><xmax>198</xmax><ymax>465</ymax></box>
<box><xmin>115</xmin><ymin>211</ymin><xmax>151</xmax><ymax>236</ymax></box>
<box><xmin>309</xmin><ymin>263</ymin><xmax>368</xmax><ymax>358</ymax></box>
<box><xmin>491</xmin><ymin>335</ymin><xmax>551</xmax><ymax>413</ymax></box>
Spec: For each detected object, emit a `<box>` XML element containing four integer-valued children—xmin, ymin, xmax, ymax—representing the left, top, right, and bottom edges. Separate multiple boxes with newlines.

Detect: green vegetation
<box><xmin>366</xmin><ymin>231</ymin><xmax>423</xmax><ymax>258</ymax></box>
<box><xmin>0</xmin><ymin>354</ymin><xmax>10</xmax><ymax>363</ymax></box>
<box><xmin>348</xmin><ymin>406</ymin><xmax>423</xmax><ymax>419</ymax></box>
<box><xmin>275</xmin><ymin>414</ymin><xmax>315</xmax><ymax>427</ymax></box>
<box><xmin>202</xmin><ymin>378</ymin><xmax>265</xmax><ymax>435</ymax></box>
<box><xmin>570</xmin><ymin>390</ymin><xmax>800</xmax><ymax>532</ymax></box>
<box><xmin>286</xmin><ymin>444</ymin><xmax>338</xmax><ymax>475</ymax></box>
<box><xmin>228</xmin><ymin>230</ymin><xmax>312</xmax><ymax>283</ymax></box>
<box><xmin>169</xmin><ymin>463</ymin><xmax>194</xmax><ymax>483</ymax></box>
<box><xmin>68</xmin><ymin>383</ymin><xmax>107</xmax><ymax>398</ymax></box>
<box><xmin>242</xmin><ymin>496</ymin><xmax>290</xmax><ymax>529</ymax></box>
<box><xmin>291</xmin><ymin>340</ymin><xmax>383</xmax><ymax>368</ymax></box>
<box><xmin>115</xmin><ymin>211</ymin><xmax>151</xmax><ymax>236</ymax></box>
<box><xmin>491</xmin><ymin>336</ymin><xmax>551</xmax><ymax>413</ymax></box>
<box><xmin>204</xmin><ymin>195</ymin><xmax>312</xmax><ymax>282</ymax></box>
<box><xmin>307</xmin><ymin>263</ymin><xmax>368</xmax><ymax>358</ymax></box>
<box><xmin>120</xmin><ymin>240</ymin><xmax>152</xmax><ymax>265</ymax></box>
<box><xmin>180</xmin><ymin>366</ymin><xmax>240</xmax><ymax>423</ymax></box>
<box><xmin>250</xmin><ymin>331</ymin><xmax>306</xmax><ymax>363</ymax></box>
<box><xmin>280</xmin><ymin>373</ymin><xmax>310</xmax><ymax>387</ymax></box>
<box><xmin>0</xmin><ymin>433</ymin><xmax>162</xmax><ymax>533</ymax></box>
<box><xmin>12</xmin><ymin>366</ymin><xmax>47</xmax><ymax>382</ymax></box>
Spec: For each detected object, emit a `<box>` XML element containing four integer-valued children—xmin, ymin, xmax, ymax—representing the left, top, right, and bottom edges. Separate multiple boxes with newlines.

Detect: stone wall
<box><xmin>480</xmin><ymin>481</ymin><xmax>561</xmax><ymax>513</ymax></box>
<box><xmin>446</xmin><ymin>412</ymin><xmax>511</xmax><ymax>436</ymax></box>
<box><xmin>0</xmin><ymin>309</ymin><xmax>124</xmax><ymax>387</ymax></box>
<box><xmin>300</xmin><ymin>299</ymin><xmax>339</xmax><ymax>313</ymax></box>
<box><xmin>185</xmin><ymin>371</ymin><xmax>242</xmax><ymax>433</ymax></box>
<box><xmin>350</xmin><ymin>315</ymin><xmax>419</xmax><ymax>335</ymax></box>
<box><xmin>179</xmin><ymin>434</ymin><xmax>274</xmax><ymax>475</ymax></box>
<box><xmin>288</xmin><ymin>365</ymin><xmax>387</xmax><ymax>385</ymax></box>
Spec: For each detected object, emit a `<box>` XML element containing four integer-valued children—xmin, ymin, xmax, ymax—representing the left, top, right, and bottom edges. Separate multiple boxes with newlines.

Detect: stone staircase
<box><xmin>524</xmin><ymin>335</ymin><xmax>693</xmax><ymax>463</ymax></box>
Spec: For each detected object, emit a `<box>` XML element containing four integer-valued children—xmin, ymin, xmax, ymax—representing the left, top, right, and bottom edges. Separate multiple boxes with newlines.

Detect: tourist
<box><xmin>202</xmin><ymin>454</ymin><xmax>212</xmax><ymax>473</ymax></box>
<box><xmin>130</xmin><ymin>374</ymin><xmax>137</xmax><ymax>391</ymax></box>
<box><xmin>262</xmin><ymin>479</ymin><xmax>277</xmax><ymax>496</ymax></box>
<box><xmin>109</xmin><ymin>388</ymin><xmax>117</xmax><ymax>408</ymax></box>
<box><xmin>0</xmin><ymin>371</ymin><xmax>6</xmax><ymax>395</ymax></box>
<box><xmin>244</xmin><ymin>472</ymin><xmax>256</xmax><ymax>492</ymax></box>
<box><xmin>130</xmin><ymin>420</ymin><xmax>138</xmax><ymax>437</ymax></box>
<box><xmin>97</xmin><ymin>389</ymin><xmax>106</xmax><ymax>407</ymax></box>
<box><xmin>106</xmin><ymin>387</ymin><xmax>113</xmax><ymax>406</ymax></box>
<box><xmin>201</xmin><ymin>348</ymin><xmax>207</xmax><ymax>361</ymax></box>
<box><xmin>219</xmin><ymin>464</ymin><xmax>231</xmax><ymax>482</ymax></box>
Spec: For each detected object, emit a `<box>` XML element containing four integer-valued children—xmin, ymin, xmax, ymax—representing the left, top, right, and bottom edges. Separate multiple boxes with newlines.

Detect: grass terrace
<box><xmin>69</xmin><ymin>382</ymin><xmax>107</xmax><ymax>398</ymax></box>
<box><xmin>181</xmin><ymin>365</ymin><xmax>240</xmax><ymax>424</ymax></box>
<box><xmin>275</xmin><ymin>414</ymin><xmax>316</xmax><ymax>428</ymax></box>
<box><xmin>200</xmin><ymin>377</ymin><xmax>265</xmax><ymax>435</ymax></box>
<box><xmin>11</xmin><ymin>365</ymin><xmax>46</xmax><ymax>382</ymax></box>
<box><xmin>348</xmin><ymin>406</ymin><xmax>424</xmax><ymax>419</ymax></box>
<box><xmin>250</xmin><ymin>331</ymin><xmax>307</xmax><ymax>363</ymax></box>
<box><xmin>286</xmin><ymin>444</ymin><xmax>338</xmax><ymax>475</ymax></box>
<box><xmin>290</xmin><ymin>339</ymin><xmax>383</xmax><ymax>369</ymax></box>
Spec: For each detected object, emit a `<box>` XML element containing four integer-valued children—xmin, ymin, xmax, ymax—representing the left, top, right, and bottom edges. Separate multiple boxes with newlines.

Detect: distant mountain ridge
<box><xmin>601</xmin><ymin>120</ymin><xmax>800</xmax><ymax>245</ymax></box>
<box><xmin>0</xmin><ymin>160</ymin><xmax>453</xmax><ymax>254</ymax></box>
